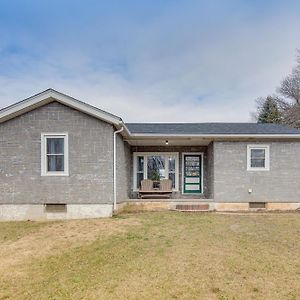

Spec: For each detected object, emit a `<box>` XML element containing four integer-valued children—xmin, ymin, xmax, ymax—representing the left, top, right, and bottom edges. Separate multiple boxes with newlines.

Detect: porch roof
<box><xmin>125</xmin><ymin>123</ymin><xmax>300</xmax><ymax>146</ymax></box>
<box><xmin>126</xmin><ymin>123</ymin><xmax>300</xmax><ymax>135</ymax></box>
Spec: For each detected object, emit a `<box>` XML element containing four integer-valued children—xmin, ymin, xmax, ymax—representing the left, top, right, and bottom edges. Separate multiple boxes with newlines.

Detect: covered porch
<box><xmin>126</xmin><ymin>137</ymin><xmax>214</xmax><ymax>201</ymax></box>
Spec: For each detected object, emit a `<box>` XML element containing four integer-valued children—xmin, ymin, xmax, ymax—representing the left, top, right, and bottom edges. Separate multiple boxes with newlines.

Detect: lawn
<box><xmin>0</xmin><ymin>212</ymin><xmax>299</xmax><ymax>300</ymax></box>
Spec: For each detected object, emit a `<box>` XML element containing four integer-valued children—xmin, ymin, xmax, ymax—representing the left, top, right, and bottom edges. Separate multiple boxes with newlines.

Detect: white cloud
<box><xmin>0</xmin><ymin>1</ymin><xmax>299</xmax><ymax>122</ymax></box>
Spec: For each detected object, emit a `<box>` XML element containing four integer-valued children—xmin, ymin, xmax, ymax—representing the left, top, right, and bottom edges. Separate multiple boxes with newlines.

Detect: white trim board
<box><xmin>0</xmin><ymin>89</ymin><xmax>128</xmax><ymax>131</ymax></box>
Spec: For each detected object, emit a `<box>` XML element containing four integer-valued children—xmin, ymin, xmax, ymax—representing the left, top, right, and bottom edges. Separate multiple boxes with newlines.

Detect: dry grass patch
<box><xmin>0</xmin><ymin>217</ymin><xmax>139</xmax><ymax>282</ymax></box>
<box><xmin>0</xmin><ymin>212</ymin><xmax>299</xmax><ymax>300</ymax></box>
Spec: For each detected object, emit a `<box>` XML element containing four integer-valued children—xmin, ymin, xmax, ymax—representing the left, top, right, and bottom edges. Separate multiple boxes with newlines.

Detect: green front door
<box><xmin>183</xmin><ymin>154</ymin><xmax>202</xmax><ymax>193</ymax></box>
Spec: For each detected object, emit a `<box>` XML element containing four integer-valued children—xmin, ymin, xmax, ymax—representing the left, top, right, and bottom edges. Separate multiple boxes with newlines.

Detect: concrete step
<box><xmin>117</xmin><ymin>201</ymin><xmax>214</xmax><ymax>213</ymax></box>
<box><xmin>174</xmin><ymin>204</ymin><xmax>211</xmax><ymax>211</ymax></box>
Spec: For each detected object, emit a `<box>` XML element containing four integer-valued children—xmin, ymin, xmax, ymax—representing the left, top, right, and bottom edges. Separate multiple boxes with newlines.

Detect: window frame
<box><xmin>247</xmin><ymin>144</ymin><xmax>270</xmax><ymax>171</ymax></box>
<box><xmin>133</xmin><ymin>152</ymin><xmax>179</xmax><ymax>191</ymax></box>
<box><xmin>41</xmin><ymin>133</ymin><xmax>69</xmax><ymax>176</ymax></box>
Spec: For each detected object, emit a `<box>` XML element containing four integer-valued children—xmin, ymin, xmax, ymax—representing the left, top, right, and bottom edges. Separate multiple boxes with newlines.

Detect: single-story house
<box><xmin>0</xmin><ymin>89</ymin><xmax>300</xmax><ymax>220</ymax></box>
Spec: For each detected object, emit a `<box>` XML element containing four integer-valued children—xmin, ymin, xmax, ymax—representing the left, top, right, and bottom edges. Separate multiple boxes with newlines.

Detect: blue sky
<box><xmin>0</xmin><ymin>0</ymin><xmax>300</xmax><ymax>122</ymax></box>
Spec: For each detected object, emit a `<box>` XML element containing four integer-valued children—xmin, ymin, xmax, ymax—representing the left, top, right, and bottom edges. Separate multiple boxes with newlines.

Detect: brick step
<box><xmin>175</xmin><ymin>204</ymin><xmax>210</xmax><ymax>211</ymax></box>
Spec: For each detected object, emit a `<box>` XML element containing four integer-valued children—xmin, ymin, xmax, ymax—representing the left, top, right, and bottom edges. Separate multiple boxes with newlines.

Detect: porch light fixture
<box><xmin>165</xmin><ymin>140</ymin><xmax>169</xmax><ymax>145</ymax></box>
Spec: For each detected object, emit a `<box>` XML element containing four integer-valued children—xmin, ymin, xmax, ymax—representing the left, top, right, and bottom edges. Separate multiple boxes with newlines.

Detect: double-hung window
<box><xmin>133</xmin><ymin>152</ymin><xmax>179</xmax><ymax>191</ymax></box>
<box><xmin>41</xmin><ymin>133</ymin><xmax>69</xmax><ymax>176</ymax></box>
<box><xmin>247</xmin><ymin>145</ymin><xmax>270</xmax><ymax>171</ymax></box>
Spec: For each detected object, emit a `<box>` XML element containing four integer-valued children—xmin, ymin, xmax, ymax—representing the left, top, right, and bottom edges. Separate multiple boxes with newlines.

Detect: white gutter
<box><xmin>113</xmin><ymin>126</ymin><xmax>124</xmax><ymax>212</ymax></box>
<box><xmin>129</xmin><ymin>133</ymin><xmax>300</xmax><ymax>139</ymax></box>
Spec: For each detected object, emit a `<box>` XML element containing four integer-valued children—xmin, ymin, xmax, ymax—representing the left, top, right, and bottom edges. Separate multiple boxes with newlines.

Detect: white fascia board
<box><xmin>0</xmin><ymin>89</ymin><xmax>122</xmax><ymax>127</ymax></box>
<box><xmin>128</xmin><ymin>133</ymin><xmax>300</xmax><ymax>139</ymax></box>
<box><xmin>0</xmin><ymin>91</ymin><xmax>52</xmax><ymax>123</ymax></box>
<box><xmin>48</xmin><ymin>91</ymin><xmax>122</xmax><ymax>125</ymax></box>
<box><xmin>129</xmin><ymin>133</ymin><xmax>300</xmax><ymax>140</ymax></box>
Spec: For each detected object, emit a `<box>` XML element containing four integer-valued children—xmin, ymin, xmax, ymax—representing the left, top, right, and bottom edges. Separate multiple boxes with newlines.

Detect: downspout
<box><xmin>113</xmin><ymin>126</ymin><xmax>124</xmax><ymax>212</ymax></box>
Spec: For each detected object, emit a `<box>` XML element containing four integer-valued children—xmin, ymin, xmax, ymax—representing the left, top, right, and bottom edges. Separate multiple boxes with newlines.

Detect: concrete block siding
<box><xmin>0</xmin><ymin>101</ymin><xmax>115</xmax><ymax>205</ymax></box>
<box><xmin>213</xmin><ymin>141</ymin><xmax>300</xmax><ymax>202</ymax></box>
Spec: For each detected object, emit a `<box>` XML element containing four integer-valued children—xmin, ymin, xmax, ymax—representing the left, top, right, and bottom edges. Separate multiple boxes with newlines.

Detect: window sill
<box><xmin>247</xmin><ymin>168</ymin><xmax>269</xmax><ymax>172</ymax></box>
<box><xmin>41</xmin><ymin>172</ymin><xmax>69</xmax><ymax>177</ymax></box>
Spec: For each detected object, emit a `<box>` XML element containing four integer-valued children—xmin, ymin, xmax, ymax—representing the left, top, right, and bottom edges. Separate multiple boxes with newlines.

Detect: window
<box><xmin>41</xmin><ymin>133</ymin><xmax>69</xmax><ymax>176</ymax></box>
<box><xmin>247</xmin><ymin>145</ymin><xmax>270</xmax><ymax>171</ymax></box>
<box><xmin>133</xmin><ymin>152</ymin><xmax>179</xmax><ymax>190</ymax></box>
<box><xmin>168</xmin><ymin>156</ymin><xmax>176</xmax><ymax>188</ymax></box>
<box><xmin>147</xmin><ymin>155</ymin><xmax>165</xmax><ymax>180</ymax></box>
<box><xmin>136</xmin><ymin>156</ymin><xmax>144</xmax><ymax>189</ymax></box>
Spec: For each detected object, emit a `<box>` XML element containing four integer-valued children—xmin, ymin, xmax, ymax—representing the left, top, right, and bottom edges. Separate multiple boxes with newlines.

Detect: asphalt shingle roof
<box><xmin>125</xmin><ymin>123</ymin><xmax>300</xmax><ymax>135</ymax></box>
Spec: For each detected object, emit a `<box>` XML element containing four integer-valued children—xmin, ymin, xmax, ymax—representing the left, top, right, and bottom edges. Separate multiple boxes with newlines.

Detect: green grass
<box><xmin>0</xmin><ymin>212</ymin><xmax>300</xmax><ymax>299</ymax></box>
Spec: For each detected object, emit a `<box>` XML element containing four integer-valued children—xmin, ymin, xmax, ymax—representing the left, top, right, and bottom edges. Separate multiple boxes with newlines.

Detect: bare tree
<box><xmin>253</xmin><ymin>50</ymin><xmax>300</xmax><ymax>128</ymax></box>
<box><xmin>282</xmin><ymin>106</ymin><xmax>300</xmax><ymax>128</ymax></box>
<box><xmin>279</xmin><ymin>51</ymin><xmax>300</xmax><ymax>105</ymax></box>
<box><xmin>276</xmin><ymin>50</ymin><xmax>300</xmax><ymax>128</ymax></box>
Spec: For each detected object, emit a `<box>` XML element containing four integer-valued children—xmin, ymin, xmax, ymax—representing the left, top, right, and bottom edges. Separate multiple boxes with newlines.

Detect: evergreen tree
<box><xmin>256</xmin><ymin>96</ymin><xmax>283</xmax><ymax>124</ymax></box>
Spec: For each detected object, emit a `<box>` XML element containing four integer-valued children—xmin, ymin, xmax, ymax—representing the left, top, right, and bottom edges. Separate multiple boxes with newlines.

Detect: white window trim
<box><xmin>247</xmin><ymin>144</ymin><xmax>270</xmax><ymax>171</ymax></box>
<box><xmin>133</xmin><ymin>152</ymin><xmax>179</xmax><ymax>192</ymax></box>
<box><xmin>41</xmin><ymin>133</ymin><xmax>69</xmax><ymax>176</ymax></box>
<box><xmin>181</xmin><ymin>152</ymin><xmax>204</xmax><ymax>195</ymax></box>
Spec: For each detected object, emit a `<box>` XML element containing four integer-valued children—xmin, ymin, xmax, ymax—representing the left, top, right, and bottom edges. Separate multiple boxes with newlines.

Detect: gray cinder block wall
<box><xmin>213</xmin><ymin>141</ymin><xmax>300</xmax><ymax>202</ymax></box>
<box><xmin>0</xmin><ymin>101</ymin><xmax>115</xmax><ymax>205</ymax></box>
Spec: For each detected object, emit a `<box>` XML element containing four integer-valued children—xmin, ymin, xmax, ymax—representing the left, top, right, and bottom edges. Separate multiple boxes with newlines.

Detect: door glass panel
<box><xmin>185</xmin><ymin>156</ymin><xmax>200</xmax><ymax>176</ymax></box>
